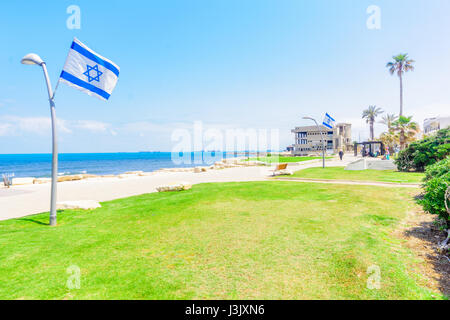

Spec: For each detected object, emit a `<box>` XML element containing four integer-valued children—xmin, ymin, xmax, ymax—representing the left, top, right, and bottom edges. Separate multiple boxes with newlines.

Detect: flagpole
<box><xmin>41</xmin><ymin>63</ymin><xmax>58</xmax><ymax>226</ymax></box>
<box><xmin>319</xmin><ymin>125</ymin><xmax>325</xmax><ymax>169</ymax></box>
<box><xmin>52</xmin><ymin>79</ymin><xmax>60</xmax><ymax>100</ymax></box>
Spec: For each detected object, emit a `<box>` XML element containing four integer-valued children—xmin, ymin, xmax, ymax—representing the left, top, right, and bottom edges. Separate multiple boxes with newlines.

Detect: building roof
<box><xmin>292</xmin><ymin>125</ymin><xmax>332</xmax><ymax>132</ymax></box>
<box><xmin>292</xmin><ymin>123</ymin><xmax>351</xmax><ymax>131</ymax></box>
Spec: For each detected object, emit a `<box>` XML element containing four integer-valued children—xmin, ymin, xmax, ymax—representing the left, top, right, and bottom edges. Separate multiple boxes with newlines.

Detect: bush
<box><xmin>418</xmin><ymin>158</ymin><xmax>450</xmax><ymax>228</ymax></box>
<box><xmin>395</xmin><ymin>149</ymin><xmax>415</xmax><ymax>172</ymax></box>
<box><xmin>424</xmin><ymin>157</ymin><xmax>450</xmax><ymax>182</ymax></box>
<box><xmin>395</xmin><ymin>128</ymin><xmax>450</xmax><ymax>172</ymax></box>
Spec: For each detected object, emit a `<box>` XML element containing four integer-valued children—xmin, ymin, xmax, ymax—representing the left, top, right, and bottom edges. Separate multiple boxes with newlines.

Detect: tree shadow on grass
<box><xmin>18</xmin><ymin>218</ymin><xmax>49</xmax><ymax>226</ymax></box>
<box><xmin>16</xmin><ymin>210</ymin><xmax>66</xmax><ymax>226</ymax></box>
<box><xmin>403</xmin><ymin>219</ymin><xmax>450</xmax><ymax>298</ymax></box>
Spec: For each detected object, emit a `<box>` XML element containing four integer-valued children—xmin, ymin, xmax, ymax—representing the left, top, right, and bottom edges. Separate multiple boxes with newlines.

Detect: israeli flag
<box><xmin>59</xmin><ymin>38</ymin><xmax>120</xmax><ymax>101</ymax></box>
<box><xmin>322</xmin><ymin>113</ymin><xmax>335</xmax><ymax>129</ymax></box>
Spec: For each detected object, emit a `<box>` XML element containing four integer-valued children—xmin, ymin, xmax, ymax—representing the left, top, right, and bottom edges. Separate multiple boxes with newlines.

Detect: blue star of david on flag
<box><xmin>83</xmin><ymin>64</ymin><xmax>103</xmax><ymax>82</ymax></box>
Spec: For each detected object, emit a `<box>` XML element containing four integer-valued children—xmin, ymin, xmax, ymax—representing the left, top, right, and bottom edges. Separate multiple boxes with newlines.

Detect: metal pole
<box><xmin>311</xmin><ymin>119</ymin><xmax>325</xmax><ymax>168</ymax></box>
<box><xmin>41</xmin><ymin>63</ymin><xmax>58</xmax><ymax>226</ymax></box>
<box><xmin>320</xmin><ymin>127</ymin><xmax>325</xmax><ymax>168</ymax></box>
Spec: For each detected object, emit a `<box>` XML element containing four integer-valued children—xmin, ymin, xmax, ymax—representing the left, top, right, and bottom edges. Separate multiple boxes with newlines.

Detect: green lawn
<box><xmin>248</xmin><ymin>156</ymin><xmax>331</xmax><ymax>163</ymax></box>
<box><xmin>291</xmin><ymin>167</ymin><xmax>424</xmax><ymax>184</ymax></box>
<box><xmin>0</xmin><ymin>182</ymin><xmax>442</xmax><ymax>300</ymax></box>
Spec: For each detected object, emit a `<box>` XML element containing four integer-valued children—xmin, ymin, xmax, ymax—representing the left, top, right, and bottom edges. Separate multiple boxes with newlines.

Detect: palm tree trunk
<box><xmin>399</xmin><ymin>74</ymin><xmax>405</xmax><ymax>149</ymax></box>
<box><xmin>400</xmin><ymin>129</ymin><xmax>405</xmax><ymax>150</ymax></box>
<box><xmin>399</xmin><ymin>74</ymin><xmax>403</xmax><ymax>117</ymax></box>
<box><xmin>370</xmin><ymin>120</ymin><xmax>374</xmax><ymax>140</ymax></box>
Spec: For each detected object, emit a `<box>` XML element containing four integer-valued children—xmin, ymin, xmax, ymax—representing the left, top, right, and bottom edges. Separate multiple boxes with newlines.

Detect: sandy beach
<box><xmin>0</xmin><ymin>156</ymin><xmax>360</xmax><ymax>221</ymax></box>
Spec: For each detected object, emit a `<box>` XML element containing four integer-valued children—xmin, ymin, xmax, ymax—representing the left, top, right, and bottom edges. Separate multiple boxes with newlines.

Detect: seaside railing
<box><xmin>2</xmin><ymin>173</ymin><xmax>14</xmax><ymax>188</ymax></box>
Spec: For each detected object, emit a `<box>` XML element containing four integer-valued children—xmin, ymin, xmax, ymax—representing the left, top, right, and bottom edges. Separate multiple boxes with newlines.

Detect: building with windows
<box><xmin>291</xmin><ymin>123</ymin><xmax>352</xmax><ymax>155</ymax></box>
<box><xmin>423</xmin><ymin>116</ymin><xmax>450</xmax><ymax>135</ymax></box>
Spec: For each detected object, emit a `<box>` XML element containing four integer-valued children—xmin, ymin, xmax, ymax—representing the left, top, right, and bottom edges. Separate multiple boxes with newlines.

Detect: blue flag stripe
<box><xmin>322</xmin><ymin>121</ymin><xmax>333</xmax><ymax>129</ymax></box>
<box><xmin>60</xmin><ymin>71</ymin><xmax>111</xmax><ymax>100</ymax></box>
<box><xmin>325</xmin><ymin>113</ymin><xmax>335</xmax><ymax>122</ymax></box>
<box><xmin>71</xmin><ymin>41</ymin><xmax>120</xmax><ymax>77</ymax></box>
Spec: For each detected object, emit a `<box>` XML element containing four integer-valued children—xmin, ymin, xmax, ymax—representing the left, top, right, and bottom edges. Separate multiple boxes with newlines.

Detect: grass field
<box><xmin>248</xmin><ymin>156</ymin><xmax>331</xmax><ymax>163</ymax></box>
<box><xmin>291</xmin><ymin>167</ymin><xmax>424</xmax><ymax>184</ymax></box>
<box><xmin>0</xmin><ymin>182</ymin><xmax>442</xmax><ymax>299</ymax></box>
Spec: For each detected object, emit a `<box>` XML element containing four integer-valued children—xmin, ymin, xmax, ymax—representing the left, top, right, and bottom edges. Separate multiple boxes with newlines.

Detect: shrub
<box><xmin>424</xmin><ymin>157</ymin><xmax>450</xmax><ymax>182</ymax></box>
<box><xmin>395</xmin><ymin>128</ymin><xmax>450</xmax><ymax>172</ymax></box>
<box><xmin>395</xmin><ymin>148</ymin><xmax>415</xmax><ymax>172</ymax></box>
<box><xmin>418</xmin><ymin>158</ymin><xmax>450</xmax><ymax>228</ymax></box>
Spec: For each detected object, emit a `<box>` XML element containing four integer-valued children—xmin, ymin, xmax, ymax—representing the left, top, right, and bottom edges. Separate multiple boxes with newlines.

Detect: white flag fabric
<box><xmin>322</xmin><ymin>113</ymin><xmax>335</xmax><ymax>129</ymax></box>
<box><xmin>59</xmin><ymin>38</ymin><xmax>120</xmax><ymax>101</ymax></box>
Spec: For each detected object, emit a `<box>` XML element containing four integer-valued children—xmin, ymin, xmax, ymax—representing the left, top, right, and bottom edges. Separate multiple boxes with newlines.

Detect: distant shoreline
<box><xmin>0</xmin><ymin>151</ymin><xmax>276</xmax><ymax>155</ymax></box>
<box><xmin>0</xmin><ymin>152</ymin><xmax>276</xmax><ymax>178</ymax></box>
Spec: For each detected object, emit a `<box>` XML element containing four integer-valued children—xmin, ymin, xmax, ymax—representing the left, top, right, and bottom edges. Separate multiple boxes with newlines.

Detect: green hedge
<box><xmin>395</xmin><ymin>128</ymin><xmax>450</xmax><ymax>172</ymax></box>
<box><xmin>418</xmin><ymin>157</ymin><xmax>450</xmax><ymax>228</ymax></box>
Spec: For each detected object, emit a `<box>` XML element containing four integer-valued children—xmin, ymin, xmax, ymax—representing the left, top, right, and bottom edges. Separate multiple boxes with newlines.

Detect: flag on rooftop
<box><xmin>59</xmin><ymin>38</ymin><xmax>120</xmax><ymax>101</ymax></box>
<box><xmin>322</xmin><ymin>113</ymin><xmax>335</xmax><ymax>129</ymax></box>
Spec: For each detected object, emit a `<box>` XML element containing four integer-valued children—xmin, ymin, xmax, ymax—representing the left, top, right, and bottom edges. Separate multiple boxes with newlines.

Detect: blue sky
<box><xmin>0</xmin><ymin>0</ymin><xmax>449</xmax><ymax>153</ymax></box>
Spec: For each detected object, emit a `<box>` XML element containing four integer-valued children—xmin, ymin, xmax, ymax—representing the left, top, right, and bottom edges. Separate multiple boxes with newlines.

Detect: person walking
<box><xmin>339</xmin><ymin>149</ymin><xmax>344</xmax><ymax>161</ymax></box>
<box><xmin>385</xmin><ymin>145</ymin><xmax>390</xmax><ymax>160</ymax></box>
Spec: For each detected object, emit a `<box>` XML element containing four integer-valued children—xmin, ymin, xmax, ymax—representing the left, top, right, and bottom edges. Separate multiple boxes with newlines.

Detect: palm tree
<box><xmin>386</xmin><ymin>54</ymin><xmax>415</xmax><ymax>117</ymax></box>
<box><xmin>379</xmin><ymin>130</ymin><xmax>398</xmax><ymax>154</ymax></box>
<box><xmin>380</xmin><ymin>113</ymin><xmax>398</xmax><ymax>130</ymax></box>
<box><xmin>362</xmin><ymin>105</ymin><xmax>384</xmax><ymax>140</ymax></box>
<box><xmin>391</xmin><ymin>116</ymin><xmax>420</xmax><ymax>150</ymax></box>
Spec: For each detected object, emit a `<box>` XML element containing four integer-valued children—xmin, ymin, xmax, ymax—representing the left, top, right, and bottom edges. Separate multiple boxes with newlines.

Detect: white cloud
<box><xmin>73</xmin><ymin>120</ymin><xmax>110</xmax><ymax>133</ymax></box>
<box><xmin>58</xmin><ymin>119</ymin><xmax>72</xmax><ymax>133</ymax></box>
<box><xmin>0</xmin><ymin>116</ymin><xmax>112</xmax><ymax>136</ymax></box>
<box><xmin>15</xmin><ymin>117</ymin><xmax>51</xmax><ymax>134</ymax></box>
<box><xmin>0</xmin><ymin>123</ymin><xmax>12</xmax><ymax>136</ymax></box>
<box><xmin>0</xmin><ymin>116</ymin><xmax>64</xmax><ymax>135</ymax></box>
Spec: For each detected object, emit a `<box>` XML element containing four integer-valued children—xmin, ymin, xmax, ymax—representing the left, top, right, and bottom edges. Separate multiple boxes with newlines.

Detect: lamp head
<box><xmin>21</xmin><ymin>53</ymin><xmax>44</xmax><ymax>66</ymax></box>
<box><xmin>302</xmin><ymin>116</ymin><xmax>314</xmax><ymax>121</ymax></box>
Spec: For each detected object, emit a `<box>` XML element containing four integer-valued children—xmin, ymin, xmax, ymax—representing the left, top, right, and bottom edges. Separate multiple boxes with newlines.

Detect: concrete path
<box><xmin>0</xmin><ymin>156</ymin><xmax>360</xmax><ymax>221</ymax></box>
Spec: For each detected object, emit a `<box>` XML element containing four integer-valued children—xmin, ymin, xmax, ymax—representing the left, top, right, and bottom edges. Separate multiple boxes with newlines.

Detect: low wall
<box><xmin>345</xmin><ymin>158</ymin><xmax>397</xmax><ymax>171</ymax></box>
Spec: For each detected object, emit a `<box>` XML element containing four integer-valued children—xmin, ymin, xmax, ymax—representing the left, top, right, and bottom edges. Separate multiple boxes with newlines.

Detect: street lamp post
<box><xmin>21</xmin><ymin>53</ymin><xmax>58</xmax><ymax>226</ymax></box>
<box><xmin>302</xmin><ymin>116</ymin><xmax>326</xmax><ymax>168</ymax></box>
